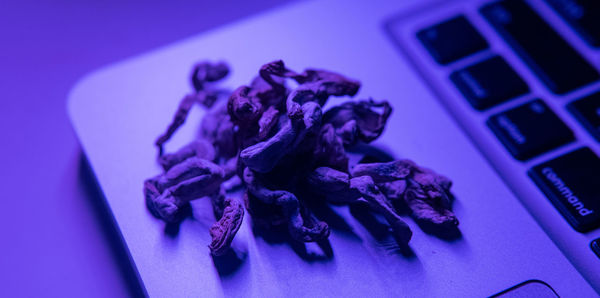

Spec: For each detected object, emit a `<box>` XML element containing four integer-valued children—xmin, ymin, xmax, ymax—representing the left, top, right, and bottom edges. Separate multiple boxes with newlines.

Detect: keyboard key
<box><xmin>592</xmin><ymin>238</ymin><xmax>600</xmax><ymax>259</ymax></box>
<box><xmin>481</xmin><ymin>0</ymin><xmax>599</xmax><ymax>94</ymax></box>
<box><xmin>545</xmin><ymin>0</ymin><xmax>600</xmax><ymax>47</ymax></box>
<box><xmin>567</xmin><ymin>92</ymin><xmax>600</xmax><ymax>141</ymax></box>
<box><xmin>417</xmin><ymin>16</ymin><xmax>488</xmax><ymax>65</ymax></box>
<box><xmin>450</xmin><ymin>56</ymin><xmax>528</xmax><ymax>110</ymax></box>
<box><xmin>529</xmin><ymin>148</ymin><xmax>600</xmax><ymax>232</ymax></box>
<box><xmin>487</xmin><ymin>100</ymin><xmax>574</xmax><ymax>160</ymax></box>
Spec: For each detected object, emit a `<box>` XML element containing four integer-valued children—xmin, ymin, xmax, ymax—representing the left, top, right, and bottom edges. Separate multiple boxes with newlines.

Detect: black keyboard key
<box><xmin>417</xmin><ymin>16</ymin><xmax>488</xmax><ymax>65</ymax></box>
<box><xmin>592</xmin><ymin>238</ymin><xmax>600</xmax><ymax>259</ymax></box>
<box><xmin>568</xmin><ymin>92</ymin><xmax>600</xmax><ymax>141</ymax></box>
<box><xmin>481</xmin><ymin>0</ymin><xmax>599</xmax><ymax>94</ymax></box>
<box><xmin>545</xmin><ymin>0</ymin><xmax>600</xmax><ymax>47</ymax></box>
<box><xmin>450</xmin><ymin>56</ymin><xmax>528</xmax><ymax>110</ymax></box>
<box><xmin>529</xmin><ymin>148</ymin><xmax>600</xmax><ymax>232</ymax></box>
<box><xmin>487</xmin><ymin>100</ymin><xmax>574</xmax><ymax>160</ymax></box>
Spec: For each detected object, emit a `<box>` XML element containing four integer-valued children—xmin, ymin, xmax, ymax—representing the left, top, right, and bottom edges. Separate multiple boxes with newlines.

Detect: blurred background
<box><xmin>0</xmin><ymin>1</ymin><xmax>294</xmax><ymax>296</ymax></box>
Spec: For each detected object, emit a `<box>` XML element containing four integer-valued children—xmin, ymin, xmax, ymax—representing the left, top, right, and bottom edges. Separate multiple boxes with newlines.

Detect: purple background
<box><xmin>0</xmin><ymin>1</ymin><xmax>293</xmax><ymax>296</ymax></box>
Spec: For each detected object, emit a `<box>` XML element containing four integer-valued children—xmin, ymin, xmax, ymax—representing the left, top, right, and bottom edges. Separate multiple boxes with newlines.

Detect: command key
<box><xmin>529</xmin><ymin>148</ymin><xmax>600</xmax><ymax>232</ymax></box>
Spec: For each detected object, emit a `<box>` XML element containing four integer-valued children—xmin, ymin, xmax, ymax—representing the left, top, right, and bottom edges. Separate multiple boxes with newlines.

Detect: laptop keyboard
<box><xmin>398</xmin><ymin>0</ymin><xmax>600</xmax><ymax>233</ymax></box>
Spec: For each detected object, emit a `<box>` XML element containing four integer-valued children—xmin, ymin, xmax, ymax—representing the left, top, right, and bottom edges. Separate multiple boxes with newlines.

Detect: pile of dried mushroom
<box><xmin>144</xmin><ymin>60</ymin><xmax>458</xmax><ymax>256</ymax></box>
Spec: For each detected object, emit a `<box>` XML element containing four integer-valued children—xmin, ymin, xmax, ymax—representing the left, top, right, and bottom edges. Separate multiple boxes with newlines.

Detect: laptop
<box><xmin>68</xmin><ymin>0</ymin><xmax>600</xmax><ymax>296</ymax></box>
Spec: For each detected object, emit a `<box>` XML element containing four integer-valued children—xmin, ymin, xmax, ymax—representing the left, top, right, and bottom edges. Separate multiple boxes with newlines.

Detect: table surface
<box><xmin>0</xmin><ymin>1</ymin><xmax>293</xmax><ymax>296</ymax></box>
